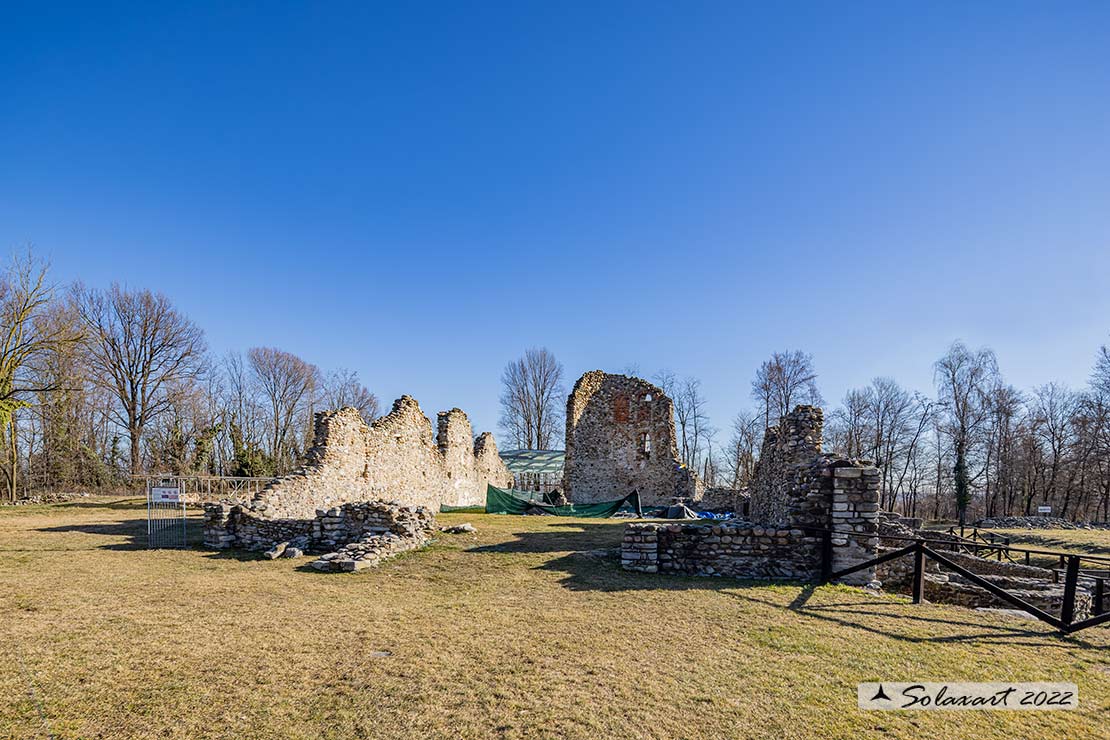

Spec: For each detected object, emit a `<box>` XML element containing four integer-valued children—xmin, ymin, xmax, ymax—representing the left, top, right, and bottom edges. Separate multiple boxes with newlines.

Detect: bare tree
<box><xmin>322</xmin><ymin>368</ymin><xmax>380</xmax><ymax>423</ymax></box>
<box><xmin>724</xmin><ymin>409</ymin><xmax>761</xmax><ymax>489</ymax></box>
<box><xmin>934</xmin><ymin>341</ymin><xmax>998</xmax><ymax>524</ymax></box>
<box><xmin>675</xmin><ymin>376</ymin><xmax>710</xmax><ymax>469</ymax></box>
<box><xmin>248</xmin><ymin>347</ymin><xmax>320</xmax><ymax>474</ymax></box>
<box><xmin>75</xmin><ymin>285</ymin><xmax>207</xmax><ymax>476</ymax></box>
<box><xmin>751</xmin><ymin>350</ymin><xmax>822</xmax><ymax>427</ymax></box>
<box><xmin>830</xmin><ymin>387</ymin><xmax>870</xmax><ymax>457</ymax></box>
<box><xmin>653</xmin><ymin>370</ymin><xmax>712</xmax><ymax>471</ymax></box>
<box><xmin>498</xmin><ymin>348</ymin><xmax>564</xmax><ymax>450</ymax></box>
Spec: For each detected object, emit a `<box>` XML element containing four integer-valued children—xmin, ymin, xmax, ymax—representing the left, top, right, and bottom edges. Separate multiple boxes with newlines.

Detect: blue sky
<box><xmin>3</xmin><ymin>2</ymin><xmax>1110</xmax><ymax>440</ymax></box>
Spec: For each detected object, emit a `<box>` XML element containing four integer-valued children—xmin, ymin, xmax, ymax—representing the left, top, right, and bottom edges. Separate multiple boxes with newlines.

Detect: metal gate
<box><xmin>147</xmin><ymin>478</ymin><xmax>187</xmax><ymax>548</ymax></box>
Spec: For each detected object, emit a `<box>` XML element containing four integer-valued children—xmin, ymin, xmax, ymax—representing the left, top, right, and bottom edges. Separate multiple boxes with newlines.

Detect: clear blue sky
<box><xmin>4</xmin><ymin>2</ymin><xmax>1110</xmax><ymax>441</ymax></box>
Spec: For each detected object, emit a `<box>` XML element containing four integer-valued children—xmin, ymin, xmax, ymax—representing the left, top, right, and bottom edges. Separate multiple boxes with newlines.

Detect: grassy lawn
<box><xmin>984</xmin><ymin>528</ymin><xmax>1110</xmax><ymax>561</ymax></box>
<box><xmin>1</xmin><ymin>500</ymin><xmax>1108</xmax><ymax>740</ymax></box>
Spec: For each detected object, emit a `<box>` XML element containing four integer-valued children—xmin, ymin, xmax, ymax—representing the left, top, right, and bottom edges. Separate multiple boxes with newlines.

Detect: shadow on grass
<box><xmin>470</xmin><ymin>522</ymin><xmax>1104</xmax><ymax>648</ymax></box>
<box><xmin>26</xmin><ymin>517</ymin><xmax>204</xmax><ymax>551</ymax></box>
<box><xmin>467</xmin><ymin>520</ymin><xmax>625</xmax><ymax>555</ymax></box>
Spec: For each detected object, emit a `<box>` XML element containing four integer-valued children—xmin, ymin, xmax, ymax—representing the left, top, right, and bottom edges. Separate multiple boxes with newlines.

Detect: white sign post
<box><xmin>1037</xmin><ymin>505</ymin><xmax>1052</xmax><ymax>515</ymax></box>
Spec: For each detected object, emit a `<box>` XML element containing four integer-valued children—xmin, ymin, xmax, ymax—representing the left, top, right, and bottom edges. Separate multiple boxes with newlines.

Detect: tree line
<box><xmin>9</xmin><ymin>250</ymin><xmax>1110</xmax><ymax>522</ymax></box>
<box><xmin>726</xmin><ymin>344</ymin><xmax>1110</xmax><ymax>523</ymax></box>
<box><xmin>0</xmin><ymin>254</ymin><xmax>379</xmax><ymax>499</ymax></box>
<box><xmin>499</xmin><ymin>343</ymin><xmax>1110</xmax><ymax>523</ymax></box>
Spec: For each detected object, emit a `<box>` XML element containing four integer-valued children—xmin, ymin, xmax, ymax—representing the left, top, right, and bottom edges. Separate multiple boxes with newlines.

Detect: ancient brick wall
<box><xmin>564</xmin><ymin>371</ymin><xmax>701</xmax><ymax>506</ymax></box>
<box><xmin>244</xmin><ymin>396</ymin><xmax>512</xmax><ymax>521</ymax></box>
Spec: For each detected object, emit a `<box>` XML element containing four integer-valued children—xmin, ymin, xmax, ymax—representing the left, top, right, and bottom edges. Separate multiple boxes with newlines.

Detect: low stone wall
<box><xmin>622</xmin><ymin>522</ymin><xmax>821</xmax><ymax>580</ymax></box>
<box><xmin>311</xmin><ymin>500</ymin><xmax>435</xmax><ymax>551</ymax></box>
<box><xmin>203</xmin><ymin>503</ymin><xmax>314</xmax><ymax>551</ymax></box>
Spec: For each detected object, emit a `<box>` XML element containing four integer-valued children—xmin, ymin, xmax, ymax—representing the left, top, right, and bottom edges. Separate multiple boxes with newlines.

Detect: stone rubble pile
<box><xmin>204</xmin><ymin>497</ymin><xmax>437</xmax><ymax>572</ymax></box>
<box><xmin>309</xmin><ymin>530</ymin><xmax>431</xmax><ymax>572</ymax></box>
<box><xmin>307</xmin><ymin>500</ymin><xmax>437</xmax><ymax>571</ymax></box>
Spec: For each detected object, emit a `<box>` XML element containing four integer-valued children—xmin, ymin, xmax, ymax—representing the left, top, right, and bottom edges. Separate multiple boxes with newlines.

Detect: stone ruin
<box><xmin>205</xmin><ymin>498</ymin><xmax>437</xmax><ymax>572</ymax></box>
<box><xmin>240</xmin><ymin>396</ymin><xmax>512</xmax><ymax>520</ymax></box>
<box><xmin>203</xmin><ymin>395</ymin><xmax>512</xmax><ymax>568</ymax></box>
<box><xmin>565</xmin><ymin>371</ymin><xmax>702</xmax><ymax>506</ymax></box>
<box><xmin>623</xmin><ymin>405</ymin><xmax>881</xmax><ymax>583</ymax></box>
<box><xmin>309</xmin><ymin>501</ymin><xmax>437</xmax><ymax>572</ymax></box>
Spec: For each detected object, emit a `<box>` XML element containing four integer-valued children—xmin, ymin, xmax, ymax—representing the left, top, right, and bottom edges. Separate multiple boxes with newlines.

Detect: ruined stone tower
<box><xmin>564</xmin><ymin>371</ymin><xmax>700</xmax><ymax>506</ymax></box>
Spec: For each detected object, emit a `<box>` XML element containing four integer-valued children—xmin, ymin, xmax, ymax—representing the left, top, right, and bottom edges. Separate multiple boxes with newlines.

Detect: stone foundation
<box><xmin>876</xmin><ymin>542</ymin><xmax>1094</xmax><ymax>620</ymax></box>
<box><xmin>204</xmin><ymin>498</ymin><xmax>434</xmax><ymax>550</ymax></box>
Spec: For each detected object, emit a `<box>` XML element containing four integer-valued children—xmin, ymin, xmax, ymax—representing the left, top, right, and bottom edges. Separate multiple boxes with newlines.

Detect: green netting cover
<box><xmin>484</xmin><ymin>485</ymin><xmax>641</xmax><ymax>518</ymax></box>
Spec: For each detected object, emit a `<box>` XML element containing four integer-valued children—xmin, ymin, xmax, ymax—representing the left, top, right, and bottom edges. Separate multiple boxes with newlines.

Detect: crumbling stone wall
<box><xmin>203</xmin><ymin>498</ymin><xmax>437</xmax><ymax>572</ymax></box>
<box><xmin>748</xmin><ymin>405</ymin><xmax>823</xmax><ymax>525</ymax></box>
<box><xmin>747</xmin><ymin>405</ymin><xmax>880</xmax><ymax>584</ymax></box>
<box><xmin>565</xmin><ymin>371</ymin><xmax>701</xmax><ymax>506</ymax></box>
<box><xmin>246</xmin><ymin>396</ymin><xmax>512</xmax><ymax>520</ymax></box>
<box><xmin>699</xmin><ymin>487</ymin><xmax>751</xmax><ymax>516</ymax></box>
<box><xmin>309</xmin><ymin>501</ymin><xmax>436</xmax><ymax>572</ymax></box>
<box><xmin>623</xmin><ymin>405</ymin><xmax>880</xmax><ymax>585</ymax></box>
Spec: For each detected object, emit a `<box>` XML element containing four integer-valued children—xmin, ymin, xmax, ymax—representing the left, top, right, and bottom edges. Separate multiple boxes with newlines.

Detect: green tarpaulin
<box><xmin>484</xmin><ymin>485</ymin><xmax>641</xmax><ymax>518</ymax></box>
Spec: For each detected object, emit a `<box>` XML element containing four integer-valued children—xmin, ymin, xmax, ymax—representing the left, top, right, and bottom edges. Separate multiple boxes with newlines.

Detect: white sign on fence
<box><xmin>151</xmin><ymin>487</ymin><xmax>181</xmax><ymax>503</ymax></box>
<box><xmin>1037</xmin><ymin>505</ymin><xmax>1052</xmax><ymax>514</ymax></box>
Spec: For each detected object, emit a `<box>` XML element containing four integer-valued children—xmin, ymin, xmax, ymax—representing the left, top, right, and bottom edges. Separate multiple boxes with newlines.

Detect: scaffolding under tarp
<box><xmin>498</xmin><ymin>449</ymin><xmax>565</xmax><ymax>494</ymax></box>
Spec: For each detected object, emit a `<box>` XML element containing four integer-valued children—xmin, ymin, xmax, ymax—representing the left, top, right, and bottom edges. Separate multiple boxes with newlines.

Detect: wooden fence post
<box><xmin>912</xmin><ymin>541</ymin><xmax>926</xmax><ymax>605</ymax></box>
<box><xmin>1060</xmin><ymin>556</ymin><xmax>1081</xmax><ymax>627</ymax></box>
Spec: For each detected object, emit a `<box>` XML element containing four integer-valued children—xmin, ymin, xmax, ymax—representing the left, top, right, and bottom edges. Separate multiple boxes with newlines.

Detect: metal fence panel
<box><xmin>147</xmin><ymin>479</ymin><xmax>187</xmax><ymax>548</ymax></box>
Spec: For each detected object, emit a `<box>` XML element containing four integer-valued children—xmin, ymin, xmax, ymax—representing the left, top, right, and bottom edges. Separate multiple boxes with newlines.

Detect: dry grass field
<box><xmin>984</xmin><ymin>527</ymin><xmax>1110</xmax><ymax>560</ymax></box>
<box><xmin>1</xmin><ymin>499</ymin><xmax>1108</xmax><ymax>740</ymax></box>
